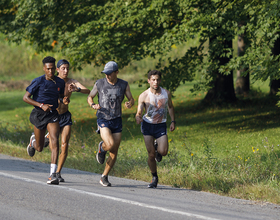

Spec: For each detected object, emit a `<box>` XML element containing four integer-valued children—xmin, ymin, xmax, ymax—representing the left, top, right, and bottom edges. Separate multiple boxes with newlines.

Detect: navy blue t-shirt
<box><xmin>26</xmin><ymin>75</ymin><xmax>65</xmax><ymax>110</ymax></box>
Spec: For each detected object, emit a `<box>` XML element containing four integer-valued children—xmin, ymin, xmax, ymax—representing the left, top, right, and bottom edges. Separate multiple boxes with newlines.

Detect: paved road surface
<box><xmin>0</xmin><ymin>154</ymin><xmax>279</xmax><ymax>220</ymax></box>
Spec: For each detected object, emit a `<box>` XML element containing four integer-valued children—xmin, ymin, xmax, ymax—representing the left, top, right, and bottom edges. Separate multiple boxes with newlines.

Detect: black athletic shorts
<box><xmin>59</xmin><ymin>111</ymin><xmax>73</xmax><ymax>128</ymax></box>
<box><xmin>29</xmin><ymin>108</ymin><xmax>59</xmax><ymax>130</ymax></box>
<box><xmin>97</xmin><ymin>117</ymin><xmax>122</xmax><ymax>133</ymax></box>
<box><xmin>141</xmin><ymin>120</ymin><xmax>167</xmax><ymax>139</ymax></box>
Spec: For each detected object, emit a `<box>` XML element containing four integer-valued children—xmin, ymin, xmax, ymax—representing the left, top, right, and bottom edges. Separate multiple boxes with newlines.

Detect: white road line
<box><xmin>0</xmin><ymin>172</ymin><xmax>220</xmax><ymax>220</ymax></box>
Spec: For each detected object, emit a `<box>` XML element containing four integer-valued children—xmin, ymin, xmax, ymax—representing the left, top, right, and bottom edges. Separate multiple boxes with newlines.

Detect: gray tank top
<box><xmin>96</xmin><ymin>78</ymin><xmax>128</xmax><ymax>120</ymax></box>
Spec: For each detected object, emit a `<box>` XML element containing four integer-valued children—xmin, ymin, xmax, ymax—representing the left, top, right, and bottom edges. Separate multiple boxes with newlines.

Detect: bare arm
<box><xmin>68</xmin><ymin>79</ymin><xmax>90</xmax><ymax>94</ymax></box>
<box><xmin>135</xmin><ymin>93</ymin><xmax>146</xmax><ymax>124</ymax></box>
<box><xmin>167</xmin><ymin>90</ymin><xmax>175</xmax><ymax>132</ymax></box>
<box><xmin>124</xmin><ymin>84</ymin><xmax>134</xmax><ymax>108</ymax></box>
<box><xmin>23</xmin><ymin>91</ymin><xmax>53</xmax><ymax>112</ymax></box>
<box><xmin>87</xmin><ymin>83</ymin><xmax>101</xmax><ymax>110</ymax></box>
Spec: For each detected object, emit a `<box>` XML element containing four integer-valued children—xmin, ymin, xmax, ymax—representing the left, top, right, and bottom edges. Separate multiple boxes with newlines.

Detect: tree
<box><xmin>1</xmin><ymin>0</ymin><xmax>280</xmax><ymax>101</ymax></box>
<box><xmin>225</xmin><ymin>1</ymin><xmax>280</xmax><ymax>89</ymax></box>
<box><xmin>270</xmin><ymin>35</ymin><xmax>280</xmax><ymax>95</ymax></box>
<box><xmin>235</xmin><ymin>27</ymin><xmax>250</xmax><ymax>96</ymax></box>
<box><xmin>204</xmin><ymin>34</ymin><xmax>236</xmax><ymax>103</ymax></box>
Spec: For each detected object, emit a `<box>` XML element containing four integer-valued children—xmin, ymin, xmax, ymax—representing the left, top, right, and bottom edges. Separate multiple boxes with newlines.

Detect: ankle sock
<box><xmin>50</xmin><ymin>164</ymin><xmax>57</xmax><ymax>175</ymax></box>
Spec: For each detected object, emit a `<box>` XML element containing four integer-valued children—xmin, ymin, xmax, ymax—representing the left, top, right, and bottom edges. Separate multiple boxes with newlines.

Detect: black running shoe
<box><xmin>96</xmin><ymin>141</ymin><xmax>107</xmax><ymax>164</ymax></box>
<box><xmin>148</xmin><ymin>176</ymin><xmax>158</xmax><ymax>188</ymax></box>
<box><xmin>154</xmin><ymin>140</ymin><xmax>162</xmax><ymax>162</ymax></box>
<box><xmin>47</xmin><ymin>173</ymin><xmax>59</xmax><ymax>185</ymax></box>
<box><xmin>100</xmin><ymin>175</ymin><xmax>111</xmax><ymax>187</ymax></box>
<box><xmin>27</xmin><ymin>133</ymin><xmax>35</xmax><ymax>157</ymax></box>
<box><xmin>56</xmin><ymin>172</ymin><xmax>65</xmax><ymax>182</ymax></box>
<box><xmin>44</xmin><ymin>132</ymin><xmax>49</xmax><ymax>148</ymax></box>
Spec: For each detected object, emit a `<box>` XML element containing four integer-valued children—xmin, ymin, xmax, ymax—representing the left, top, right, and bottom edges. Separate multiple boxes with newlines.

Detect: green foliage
<box><xmin>0</xmin><ymin>34</ymin><xmax>41</xmax><ymax>79</ymax></box>
<box><xmin>1</xmin><ymin>0</ymin><xmax>280</xmax><ymax>95</ymax></box>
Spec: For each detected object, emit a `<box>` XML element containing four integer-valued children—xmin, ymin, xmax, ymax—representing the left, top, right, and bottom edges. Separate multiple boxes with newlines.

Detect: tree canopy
<box><xmin>1</xmin><ymin>0</ymin><xmax>280</xmax><ymax>98</ymax></box>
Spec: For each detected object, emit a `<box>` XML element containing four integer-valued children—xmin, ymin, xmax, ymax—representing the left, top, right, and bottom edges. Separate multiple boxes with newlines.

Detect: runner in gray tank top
<box><xmin>87</xmin><ymin>61</ymin><xmax>134</xmax><ymax>187</ymax></box>
<box><xmin>96</xmin><ymin>77</ymin><xmax>128</xmax><ymax>120</ymax></box>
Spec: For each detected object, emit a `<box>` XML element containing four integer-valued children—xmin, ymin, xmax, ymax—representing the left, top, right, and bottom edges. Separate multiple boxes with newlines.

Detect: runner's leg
<box><xmin>33</xmin><ymin>126</ymin><xmax>47</xmax><ymax>152</ymax></box>
<box><xmin>57</xmin><ymin>125</ymin><xmax>71</xmax><ymax>173</ymax></box>
<box><xmin>100</xmin><ymin>127</ymin><xmax>122</xmax><ymax>176</ymax></box>
<box><xmin>47</xmin><ymin>122</ymin><xmax>60</xmax><ymax>164</ymax></box>
<box><xmin>155</xmin><ymin>135</ymin><xmax>168</xmax><ymax>156</ymax></box>
<box><xmin>143</xmin><ymin>135</ymin><xmax>157</xmax><ymax>173</ymax></box>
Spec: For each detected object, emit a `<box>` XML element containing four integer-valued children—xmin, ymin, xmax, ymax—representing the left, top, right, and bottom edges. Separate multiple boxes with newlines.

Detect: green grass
<box><xmin>1</xmin><ymin>33</ymin><xmax>280</xmax><ymax>204</ymax></box>
<box><xmin>0</xmin><ymin>80</ymin><xmax>280</xmax><ymax>204</ymax></box>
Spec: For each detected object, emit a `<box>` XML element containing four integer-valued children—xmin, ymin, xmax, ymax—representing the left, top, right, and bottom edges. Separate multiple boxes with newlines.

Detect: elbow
<box><xmin>23</xmin><ymin>96</ymin><xmax>27</xmax><ymax>103</ymax></box>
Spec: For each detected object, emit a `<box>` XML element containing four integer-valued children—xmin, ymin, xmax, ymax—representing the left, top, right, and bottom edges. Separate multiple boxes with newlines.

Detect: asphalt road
<box><xmin>0</xmin><ymin>154</ymin><xmax>279</xmax><ymax>220</ymax></box>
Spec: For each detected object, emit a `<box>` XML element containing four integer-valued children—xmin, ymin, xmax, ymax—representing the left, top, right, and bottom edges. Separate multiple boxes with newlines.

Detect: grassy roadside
<box><xmin>0</xmin><ymin>80</ymin><xmax>279</xmax><ymax>204</ymax></box>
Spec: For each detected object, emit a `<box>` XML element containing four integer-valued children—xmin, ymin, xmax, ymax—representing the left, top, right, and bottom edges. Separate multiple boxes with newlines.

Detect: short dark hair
<box><xmin>57</xmin><ymin>59</ymin><xmax>70</xmax><ymax>68</ymax></box>
<box><xmin>148</xmin><ymin>70</ymin><xmax>162</xmax><ymax>79</ymax></box>
<box><xmin>42</xmin><ymin>56</ymin><xmax>56</xmax><ymax>65</ymax></box>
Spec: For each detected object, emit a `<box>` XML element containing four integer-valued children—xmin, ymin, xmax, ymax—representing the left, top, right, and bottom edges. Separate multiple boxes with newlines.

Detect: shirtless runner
<box><xmin>46</xmin><ymin>59</ymin><xmax>90</xmax><ymax>182</ymax></box>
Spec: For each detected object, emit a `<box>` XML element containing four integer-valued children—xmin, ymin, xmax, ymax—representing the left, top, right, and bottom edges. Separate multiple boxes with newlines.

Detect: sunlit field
<box><xmin>1</xmin><ymin>79</ymin><xmax>280</xmax><ymax>204</ymax></box>
<box><xmin>0</xmin><ymin>34</ymin><xmax>279</xmax><ymax>204</ymax></box>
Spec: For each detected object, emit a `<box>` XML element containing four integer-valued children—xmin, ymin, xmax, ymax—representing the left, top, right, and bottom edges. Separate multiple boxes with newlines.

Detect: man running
<box><xmin>23</xmin><ymin>56</ymin><xmax>68</xmax><ymax>185</ymax></box>
<box><xmin>87</xmin><ymin>61</ymin><xmax>134</xmax><ymax>187</ymax></box>
<box><xmin>46</xmin><ymin>59</ymin><xmax>90</xmax><ymax>182</ymax></box>
<box><xmin>135</xmin><ymin>70</ymin><xmax>175</xmax><ymax>188</ymax></box>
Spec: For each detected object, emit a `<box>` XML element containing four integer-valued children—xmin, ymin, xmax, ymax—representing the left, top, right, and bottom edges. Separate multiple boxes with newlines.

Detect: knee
<box><xmin>161</xmin><ymin>150</ymin><xmax>168</xmax><ymax>156</ymax></box>
<box><xmin>104</xmin><ymin>141</ymin><xmax>114</xmax><ymax>151</ymax></box>
<box><xmin>61</xmin><ymin>142</ymin><xmax>69</xmax><ymax>150</ymax></box>
<box><xmin>60</xmin><ymin>144</ymin><xmax>68</xmax><ymax>156</ymax></box>
<box><xmin>158</xmin><ymin>146</ymin><xmax>168</xmax><ymax>156</ymax></box>
<box><xmin>109</xmin><ymin>152</ymin><xmax>117</xmax><ymax>160</ymax></box>
<box><xmin>50</xmin><ymin>137</ymin><xmax>59</xmax><ymax>146</ymax></box>
<box><xmin>148</xmin><ymin>152</ymin><xmax>156</xmax><ymax>160</ymax></box>
<box><xmin>34</xmin><ymin>141</ymin><xmax>44</xmax><ymax>152</ymax></box>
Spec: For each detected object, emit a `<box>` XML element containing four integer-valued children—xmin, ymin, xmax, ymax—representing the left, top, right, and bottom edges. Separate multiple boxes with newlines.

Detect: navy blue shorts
<box><xmin>97</xmin><ymin>117</ymin><xmax>122</xmax><ymax>134</ymax></box>
<box><xmin>141</xmin><ymin>120</ymin><xmax>167</xmax><ymax>139</ymax></box>
<box><xmin>29</xmin><ymin>108</ymin><xmax>59</xmax><ymax>130</ymax></box>
<box><xmin>59</xmin><ymin>111</ymin><xmax>73</xmax><ymax>128</ymax></box>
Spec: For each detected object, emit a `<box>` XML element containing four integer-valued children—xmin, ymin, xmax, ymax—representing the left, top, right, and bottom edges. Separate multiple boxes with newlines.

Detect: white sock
<box><xmin>50</xmin><ymin>164</ymin><xmax>57</xmax><ymax>175</ymax></box>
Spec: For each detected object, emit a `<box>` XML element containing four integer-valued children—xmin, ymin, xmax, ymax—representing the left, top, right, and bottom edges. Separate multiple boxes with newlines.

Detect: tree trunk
<box><xmin>204</xmin><ymin>36</ymin><xmax>237</xmax><ymax>104</ymax></box>
<box><xmin>270</xmin><ymin>35</ymin><xmax>280</xmax><ymax>95</ymax></box>
<box><xmin>235</xmin><ymin>34</ymin><xmax>250</xmax><ymax>95</ymax></box>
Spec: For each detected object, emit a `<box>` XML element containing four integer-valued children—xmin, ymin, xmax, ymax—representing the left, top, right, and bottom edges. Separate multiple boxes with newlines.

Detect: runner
<box><xmin>45</xmin><ymin>59</ymin><xmax>90</xmax><ymax>182</ymax></box>
<box><xmin>23</xmin><ymin>56</ymin><xmax>68</xmax><ymax>185</ymax></box>
<box><xmin>135</xmin><ymin>70</ymin><xmax>175</xmax><ymax>188</ymax></box>
<box><xmin>87</xmin><ymin>61</ymin><xmax>134</xmax><ymax>186</ymax></box>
